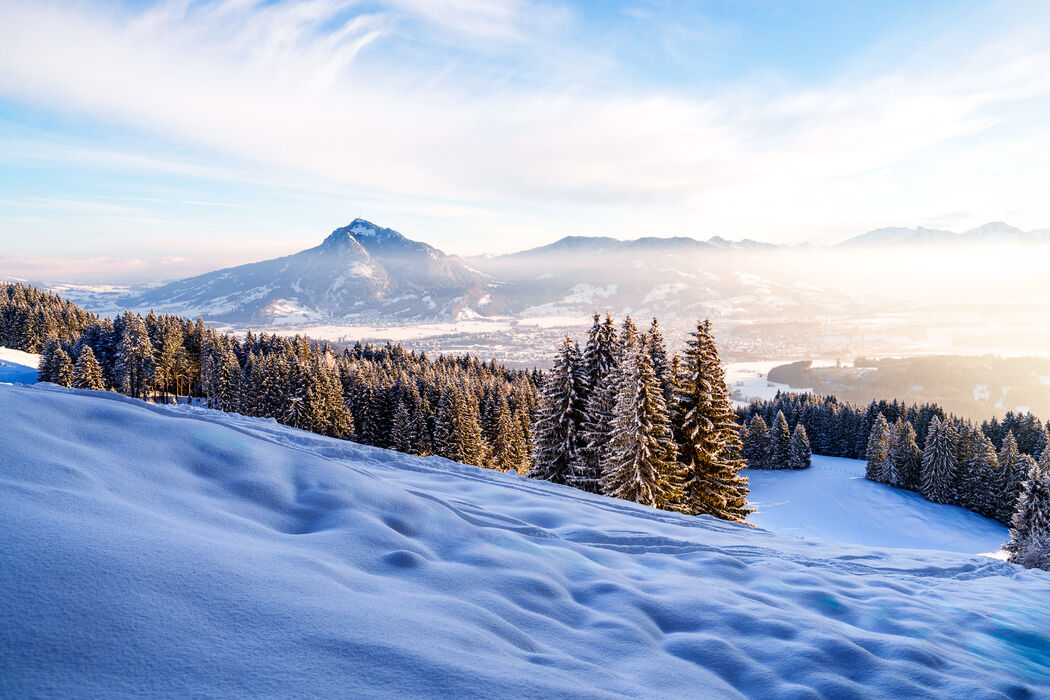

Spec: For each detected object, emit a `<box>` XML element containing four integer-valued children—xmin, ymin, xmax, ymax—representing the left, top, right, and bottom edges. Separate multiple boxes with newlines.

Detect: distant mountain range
<box><xmin>83</xmin><ymin>219</ymin><xmax>827</xmax><ymax>326</ymax></box>
<box><xmin>839</xmin><ymin>221</ymin><xmax>1050</xmax><ymax>247</ymax></box>
<box><xmin>35</xmin><ymin>218</ymin><xmax>1049</xmax><ymax>328</ymax></box>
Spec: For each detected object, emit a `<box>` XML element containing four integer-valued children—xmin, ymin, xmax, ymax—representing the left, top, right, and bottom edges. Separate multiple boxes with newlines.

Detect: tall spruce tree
<box><xmin>51</xmin><ymin>347</ymin><xmax>74</xmax><ymax>388</ymax></box>
<box><xmin>769</xmin><ymin>411</ymin><xmax>792</xmax><ymax>470</ymax></box>
<box><xmin>72</xmin><ymin>345</ymin><xmax>105</xmax><ymax>390</ymax></box>
<box><xmin>672</xmin><ymin>320</ymin><xmax>751</xmax><ymax>522</ymax></box>
<box><xmin>527</xmin><ymin>336</ymin><xmax>586</xmax><ymax>484</ymax></box>
<box><xmin>921</xmin><ymin>417</ymin><xmax>958</xmax><ymax>504</ymax></box>
<box><xmin>576</xmin><ymin>315</ymin><xmax>619</xmax><ymax>492</ymax></box>
<box><xmin>996</xmin><ymin>433</ymin><xmax>1032</xmax><ymax>524</ymax></box>
<box><xmin>114</xmin><ymin>311</ymin><xmax>155</xmax><ymax>399</ymax></box>
<box><xmin>890</xmin><ymin>421</ymin><xmax>923</xmax><ymax>490</ymax></box>
<box><xmin>787</xmin><ymin>423</ymin><xmax>812</xmax><ymax>470</ymax></box>
<box><xmin>600</xmin><ymin>350</ymin><xmax>681</xmax><ymax>507</ymax></box>
<box><xmin>865</xmin><ymin>414</ymin><xmax>891</xmax><ymax>482</ymax></box>
<box><xmin>644</xmin><ymin>317</ymin><xmax>674</xmax><ymax>407</ymax></box>
<box><xmin>1006</xmin><ymin>448</ymin><xmax>1050</xmax><ymax>553</ymax></box>
<box><xmin>743</xmin><ymin>414</ymin><xmax>771</xmax><ymax>469</ymax></box>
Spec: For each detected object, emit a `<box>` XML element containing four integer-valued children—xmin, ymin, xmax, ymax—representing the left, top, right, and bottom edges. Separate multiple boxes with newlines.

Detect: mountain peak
<box><xmin>961</xmin><ymin>221</ymin><xmax>1024</xmax><ymax>240</ymax></box>
<box><xmin>319</xmin><ymin>219</ymin><xmax>409</xmax><ymax>252</ymax></box>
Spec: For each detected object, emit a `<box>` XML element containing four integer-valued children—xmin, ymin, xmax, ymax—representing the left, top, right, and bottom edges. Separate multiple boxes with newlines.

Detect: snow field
<box><xmin>0</xmin><ymin>347</ymin><xmax>39</xmax><ymax>384</ymax></box>
<box><xmin>1</xmin><ymin>383</ymin><xmax>1049</xmax><ymax>697</ymax></box>
<box><xmin>746</xmin><ymin>455</ymin><xmax>1008</xmax><ymax>554</ymax></box>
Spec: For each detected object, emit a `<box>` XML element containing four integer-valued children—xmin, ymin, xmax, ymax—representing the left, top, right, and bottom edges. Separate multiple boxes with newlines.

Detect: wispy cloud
<box><xmin>1</xmin><ymin>0</ymin><xmax>1050</xmax><ymax>267</ymax></box>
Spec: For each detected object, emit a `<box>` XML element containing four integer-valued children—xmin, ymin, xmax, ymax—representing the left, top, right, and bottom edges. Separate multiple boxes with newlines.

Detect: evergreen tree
<box><xmin>865</xmin><ymin>414</ymin><xmax>891</xmax><ymax>482</ymax></box>
<box><xmin>996</xmin><ymin>433</ymin><xmax>1033</xmax><ymax>524</ymax></box>
<box><xmin>576</xmin><ymin>315</ymin><xmax>619</xmax><ymax>492</ymax></box>
<box><xmin>492</xmin><ymin>393</ymin><xmax>529</xmax><ymax>473</ymax></box>
<box><xmin>114</xmin><ymin>311</ymin><xmax>155</xmax><ymax>399</ymax></box>
<box><xmin>52</xmin><ymin>346</ymin><xmax>74</xmax><ymax>387</ymax></box>
<box><xmin>600</xmin><ymin>350</ymin><xmax>680</xmax><ymax>507</ymax></box>
<box><xmin>528</xmin><ymin>336</ymin><xmax>587</xmax><ymax>484</ymax></box>
<box><xmin>671</xmin><ymin>320</ymin><xmax>751</xmax><ymax>522</ymax></box>
<box><xmin>1006</xmin><ymin>448</ymin><xmax>1050</xmax><ymax>554</ymax></box>
<box><xmin>921</xmin><ymin>417</ymin><xmax>957</xmax><ymax>504</ymax></box>
<box><xmin>644</xmin><ymin>317</ymin><xmax>674</xmax><ymax>407</ymax></box>
<box><xmin>768</xmin><ymin>411</ymin><xmax>791</xmax><ymax>469</ymax></box>
<box><xmin>743</xmin><ymin>414</ymin><xmax>771</xmax><ymax>469</ymax></box>
<box><xmin>889</xmin><ymin>421</ymin><xmax>922</xmax><ymax>490</ymax></box>
<box><xmin>72</xmin><ymin>345</ymin><xmax>105</xmax><ymax>390</ymax></box>
<box><xmin>787</xmin><ymin>423</ymin><xmax>812</xmax><ymax>470</ymax></box>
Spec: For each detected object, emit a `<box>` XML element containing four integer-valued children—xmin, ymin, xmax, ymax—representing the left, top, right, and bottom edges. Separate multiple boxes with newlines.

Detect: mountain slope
<box><xmin>3</xmin><ymin>383</ymin><xmax>1049</xmax><ymax>697</ymax></box>
<box><xmin>131</xmin><ymin>219</ymin><xmax>488</xmax><ymax>324</ymax></box>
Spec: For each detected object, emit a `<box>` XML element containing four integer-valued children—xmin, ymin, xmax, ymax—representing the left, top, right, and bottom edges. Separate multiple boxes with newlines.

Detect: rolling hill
<box><xmin>2</xmin><ymin>382</ymin><xmax>1049</xmax><ymax>697</ymax></box>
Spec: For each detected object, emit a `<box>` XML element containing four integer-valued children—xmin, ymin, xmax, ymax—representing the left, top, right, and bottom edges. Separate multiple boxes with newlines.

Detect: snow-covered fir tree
<box><xmin>72</xmin><ymin>345</ymin><xmax>105</xmax><ymax>390</ymax></box>
<box><xmin>671</xmin><ymin>320</ymin><xmax>751</xmax><ymax>522</ymax></box>
<box><xmin>865</xmin><ymin>414</ymin><xmax>891</xmax><ymax>482</ymax></box>
<box><xmin>644</xmin><ymin>317</ymin><xmax>674</xmax><ymax>407</ymax></box>
<box><xmin>600</xmin><ymin>349</ymin><xmax>681</xmax><ymax>508</ymax></box>
<box><xmin>921</xmin><ymin>417</ymin><xmax>958</xmax><ymax>504</ymax></box>
<box><xmin>114</xmin><ymin>311</ymin><xmax>155</xmax><ymax>399</ymax></box>
<box><xmin>528</xmin><ymin>336</ymin><xmax>587</xmax><ymax>484</ymax></box>
<box><xmin>967</xmin><ymin>430</ymin><xmax>1001</xmax><ymax>518</ymax></box>
<box><xmin>491</xmin><ymin>393</ymin><xmax>529</xmax><ymax>473</ymax></box>
<box><xmin>768</xmin><ymin>411</ymin><xmax>792</xmax><ymax>469</ymax></box>
<box><xmin>996</xmin><ymin>433</ymin><xmax>1034</xmax><ymax>524</ymax></box>
<box><xmin>888</xmin><ymin>420</ymin><xmax>922</xmax><ymax>490</ymax></box>
<box><xmin>51</xmin><ymin>346</ymin><xmax>74</xmax><ymax>388</ymax></box>
<box><xmin>787</xmin><ymin>423</ymin><xmax>812</xmax><ymax>470</ymax></box>
<box><xmin>743</xmin><ymin>414</ymin><xmax>771</xmax><ymax>469</ymax></box>
<box><xmin>1006</xmin><ymin>447</ymin><xmax>1050</xmax><ymax>555</ymax></box>
<box><xmin>576</xmin><ymin>314</ymin><xmax>619</xmax><ymax>492</ymax></box>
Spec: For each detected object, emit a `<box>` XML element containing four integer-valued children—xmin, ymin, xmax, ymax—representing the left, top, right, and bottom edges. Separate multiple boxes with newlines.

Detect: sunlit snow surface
<box><xmin>0</xmin><ymin>347</ymin><xmax>39</xmax><ymax>384</ymax></box>
<box><xmin>746</xmin><ymin>456</ymin><xmax>1009</xmax><ymax>554</ymax></box>
<box><xmin>2</xmin><ymin>383</ymin><xmax>1049</xmax><ymax>697</ymax></box>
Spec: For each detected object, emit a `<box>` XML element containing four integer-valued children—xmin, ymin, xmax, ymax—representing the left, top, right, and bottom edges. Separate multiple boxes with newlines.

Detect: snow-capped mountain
<box><xmin>129</xmin><ymin>220</ymin><xmax>490</xmax><ymax>324</ymax></box>
<box><xmin>960</xmin><ymin>221</ymin><xmax>1027</xmax><ymax>241</ymax></box>
<box><xmin>839</xmin><ymin>226</ymin><xmax>958</xmax><ymax>247</ymax></box>
<box><xmin>840</xmin><ymin>221</ymin><xmax>1049</xmax><ymax>247</ymax></box>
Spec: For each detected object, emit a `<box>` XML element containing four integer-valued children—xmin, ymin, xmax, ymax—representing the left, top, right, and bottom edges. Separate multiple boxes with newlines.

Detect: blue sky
<box><xmin>1</xmin><ymin>0</ymin><xmax>1049</xmax><ymax>282</ymax></box>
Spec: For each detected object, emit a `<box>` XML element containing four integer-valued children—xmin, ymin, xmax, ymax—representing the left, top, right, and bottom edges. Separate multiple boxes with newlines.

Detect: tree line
<box><xmin>7</xmin><ymin>283</ymin><xmax>537</xmax><ymax>474</ymax></box>
<box><xmin>738</xmin><ymin>391</ymin><xmax>1050</xmax><ymax>570</ymax></box>
<box><xmin>528</xmin><ymin>314</ymin><xmax>752</xmax><ymax>523</ymax></box>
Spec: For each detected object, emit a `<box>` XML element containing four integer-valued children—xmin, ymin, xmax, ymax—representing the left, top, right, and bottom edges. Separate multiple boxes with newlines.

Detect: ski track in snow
<box><xmin>2</xmin><ymin>383</ymin><xmax>1050</xmax><ymax>698</ymax></box>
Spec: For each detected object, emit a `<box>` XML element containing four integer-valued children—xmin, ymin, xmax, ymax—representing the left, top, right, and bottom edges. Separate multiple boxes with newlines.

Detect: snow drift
<box><xmin>2</xmin><ymin>383</ymin><xmax>1049</xmax><ymax>697</ymax></box>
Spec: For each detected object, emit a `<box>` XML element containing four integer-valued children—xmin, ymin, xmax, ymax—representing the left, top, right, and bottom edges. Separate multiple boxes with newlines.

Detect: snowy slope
<box><xmin>746</xmin><ymin>456</ymin><xmax>1008</xmax><ymax>554</ymax></box>
<box><xmin>2</xmin><ymin>384</ymin><xmax>1050</xmax><ymax>697</ymax></box>
<box><xmin>0</xmin><ymin>347</ymin><xmax>39</xmax><ymax>384</ymax></box>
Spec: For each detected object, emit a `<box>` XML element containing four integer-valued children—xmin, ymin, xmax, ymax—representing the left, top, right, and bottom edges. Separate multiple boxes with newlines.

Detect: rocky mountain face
<box><xmin>131</xmin><ymin>220</ymin><xmax>489</xmax><ymax>324</ymax></box>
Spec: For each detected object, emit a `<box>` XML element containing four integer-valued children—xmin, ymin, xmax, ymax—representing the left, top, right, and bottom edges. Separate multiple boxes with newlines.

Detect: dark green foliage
<box><xmin>1006</xmin><ymin>448</ymin><xmax>1050</xmax><ymax>555</ymax></box>
<box><xmin>788</xmin><ymin>424</ymin><xmax>812</xmax><ymax>470</ymax></box>
<box><xmin>72</xmin><ymin>345</ymin><xmax>105</xmax><ymax>391</ymax></box>
<box><xmin>742</xmin><ymin>414</ymin><xmax>770</xmax><ymax>469</ymax></box>
<box><xmin>768</xmin><ymin>411</ymin><xmax>791</xmax><ymax>469</ymax></box>
<box><xmin>865</xmin><ymin>414</ymin><xmax>890</xmax><ymax>482</ymax></box>
<box><xmin>671</xmin><ymin>320</ymin><xmax>751</xmax><ymax>522</ymax></box>
<box><xmin>600</xmin><ymin>350</ymin><xmax>681</xmax><ymax>508</ymax></box>
<box><xmin>921</xmin><ymin>417</ymin><xmax>957</xmax><ymax>504</ymax></box>
<box><xmin>527</xmin><ymin>336</ymin><xmax>586</xmax><ymax>484</ymax></box>
<box><xmin>889</xmin><ymin>421</ymin><xmax>922</xmax><ymax>490</ymax></box>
